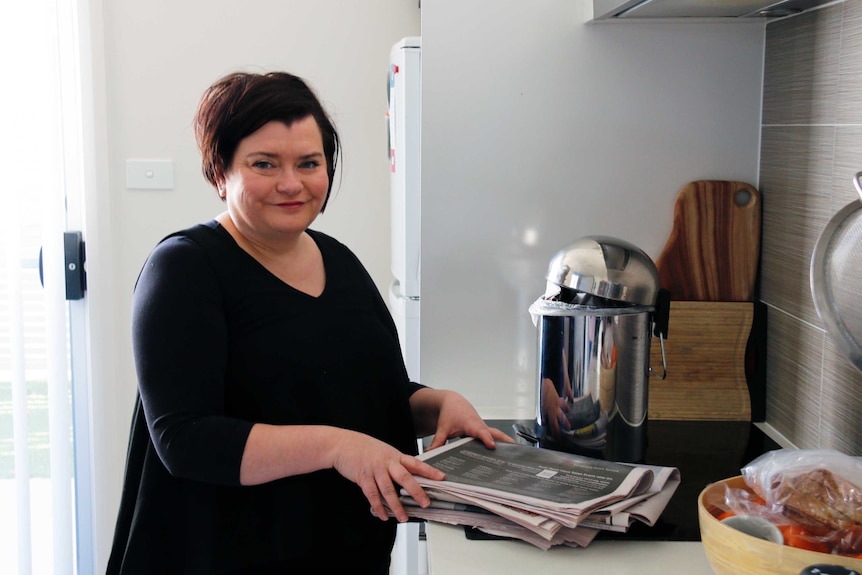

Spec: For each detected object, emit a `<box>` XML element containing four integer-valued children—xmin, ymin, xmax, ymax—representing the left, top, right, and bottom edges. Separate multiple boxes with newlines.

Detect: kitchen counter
<box><xmin>423</xmin><ymin>419</ymin><xmax>785</xmax><ymax>574</ymax></box>
<box><xmin>426</xmin><ymin>523</ymin><xmax>714</xmax><ymax>574</ymax></box>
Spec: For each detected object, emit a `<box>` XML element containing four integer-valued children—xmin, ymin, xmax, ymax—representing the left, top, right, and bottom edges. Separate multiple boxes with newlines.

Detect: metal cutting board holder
<box><xmin>810</xmin><ymin>171</ymin><xmax>862</xmax><ymax>372</ymax></box>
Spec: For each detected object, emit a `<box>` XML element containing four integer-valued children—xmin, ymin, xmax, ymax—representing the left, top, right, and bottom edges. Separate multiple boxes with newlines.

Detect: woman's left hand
<box><xmin>414</xmin><ymin>389</ymin><xmax>514</xmax><ymax>451</ymax></box>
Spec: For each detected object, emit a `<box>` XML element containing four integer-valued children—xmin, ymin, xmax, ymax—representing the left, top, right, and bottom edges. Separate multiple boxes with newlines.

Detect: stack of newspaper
<box><xmin>385</xmin><ymin>437</ymin><xmax>680</xmax><ymax>550</ymax></box>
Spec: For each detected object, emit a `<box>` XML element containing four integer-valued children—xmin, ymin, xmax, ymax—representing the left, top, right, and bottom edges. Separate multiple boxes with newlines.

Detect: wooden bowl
<box><xmin>697</xmin><ymin>476</ymin><xmax>862</xmax><ymax>575</ymax></box>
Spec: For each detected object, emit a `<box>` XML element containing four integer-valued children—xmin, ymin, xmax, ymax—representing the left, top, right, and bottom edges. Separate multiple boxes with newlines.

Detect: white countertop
<box><xmin>425</xmin><ymin>523</ymin><xmax>715</xmax><ymax>574</ymax></box>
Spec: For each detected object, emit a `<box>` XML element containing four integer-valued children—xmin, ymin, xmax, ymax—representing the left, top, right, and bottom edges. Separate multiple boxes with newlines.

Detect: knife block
<box><xmin>648</xmin><ymin>301</ymin><xmax>763</xmax><ymax>422</ymax></box>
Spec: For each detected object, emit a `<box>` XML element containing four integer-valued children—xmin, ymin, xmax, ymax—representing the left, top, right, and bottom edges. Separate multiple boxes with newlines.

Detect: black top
<box><xmin>108</xmin><ymin>221</ymin><xmax>421</xmax><ymax>574</ymax></box>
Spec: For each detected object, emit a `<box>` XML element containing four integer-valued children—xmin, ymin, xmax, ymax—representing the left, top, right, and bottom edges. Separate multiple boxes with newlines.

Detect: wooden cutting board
<box><xmin>649</xmin><ymin>301</ymin><xmax>753</xmax><ymax>421</ymax></box>
<box><xmin>656</xmin><ymin>181</ymin><xmax>761</xmax><ymax>302</ymax></box>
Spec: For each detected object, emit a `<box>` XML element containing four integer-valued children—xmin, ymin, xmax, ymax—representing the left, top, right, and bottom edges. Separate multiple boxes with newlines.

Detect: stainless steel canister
<box><xmin>529</xmin><ymin>236</ymin><xmax>669</xmax><ymax>463</ymax></box>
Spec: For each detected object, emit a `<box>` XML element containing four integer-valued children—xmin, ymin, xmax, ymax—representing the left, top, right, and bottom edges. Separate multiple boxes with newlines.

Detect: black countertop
<box><xmin>479</xmin><ymin>418</ymin><xmax>781</xmax><ymax>542</ymax></box>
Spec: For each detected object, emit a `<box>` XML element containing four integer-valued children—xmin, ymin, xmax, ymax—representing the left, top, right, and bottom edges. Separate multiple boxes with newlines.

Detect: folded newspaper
<box><xmin>384</xmin><ymin>437</ymin><xmax>680</xmax><ymax>549</ymax></box>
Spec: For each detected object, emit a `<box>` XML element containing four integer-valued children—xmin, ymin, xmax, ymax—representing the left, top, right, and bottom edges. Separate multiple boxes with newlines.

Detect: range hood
<box><xmin>592</xmin><ymin>0</ymin><xmax>838</xmax><ymax>20</ymax></box>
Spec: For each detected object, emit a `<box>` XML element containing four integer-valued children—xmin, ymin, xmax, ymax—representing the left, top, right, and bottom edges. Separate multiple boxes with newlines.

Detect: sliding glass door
<box><xmin>0</xmin><ymin>0</ymin><xmax>94</xmax><ymax>573</ymax></box>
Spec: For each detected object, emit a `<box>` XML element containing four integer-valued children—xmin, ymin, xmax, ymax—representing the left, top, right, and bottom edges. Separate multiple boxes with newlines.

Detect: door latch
<box><xmin>39</xmin><ymin>231</ymin><xmax>87</xmax><ymax>300</ymax></box>
<box><xmin>64</xmin><ymin>231</ymin><xmax>86</xmax><ymax>300</ymax></box>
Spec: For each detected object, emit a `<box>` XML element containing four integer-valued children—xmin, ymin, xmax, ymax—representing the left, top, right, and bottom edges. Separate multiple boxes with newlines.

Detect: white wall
<box><xmin>87</xmin><ymin>1</ymin><xmax>419</xmax><ymax>569</ymax></box>
<box><xmin>419</xmin><ymin>0</ymin><xmax>765</xmax><ymax>418</ymax></box>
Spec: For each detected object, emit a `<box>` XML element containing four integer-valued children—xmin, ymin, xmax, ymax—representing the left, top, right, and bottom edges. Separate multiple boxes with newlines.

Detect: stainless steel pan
<box><xmin>810</xmin><ymin>172</ymin><xmax>862</xmax><ymax>371</ymax></box>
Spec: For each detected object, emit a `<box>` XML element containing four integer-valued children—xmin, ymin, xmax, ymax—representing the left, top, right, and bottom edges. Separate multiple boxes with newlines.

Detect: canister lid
<box><xmin>545</xmin><ymin>235</ymin><xmax>660</xmax><ymax>306</ymax></box>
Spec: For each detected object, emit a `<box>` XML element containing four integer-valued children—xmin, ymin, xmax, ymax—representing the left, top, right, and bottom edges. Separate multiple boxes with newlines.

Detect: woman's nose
<box><xmin>276</xmin><ymin>168</ymin><xmax>303</xmax><ymax>193</ymax></box>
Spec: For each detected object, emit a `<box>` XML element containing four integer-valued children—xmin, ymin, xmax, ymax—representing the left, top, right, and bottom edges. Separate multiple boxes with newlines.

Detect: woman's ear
<box><xmin>215</xmin><ymin>174</ymin><xmax>227</xmax><ymax>199</ymax></box>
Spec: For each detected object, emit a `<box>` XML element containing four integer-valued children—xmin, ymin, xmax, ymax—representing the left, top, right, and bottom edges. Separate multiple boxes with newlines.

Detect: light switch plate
<box><xmin>126</xmin><ymin>159</ymin><xmax>174</xmax><ymax>190</ymax></box>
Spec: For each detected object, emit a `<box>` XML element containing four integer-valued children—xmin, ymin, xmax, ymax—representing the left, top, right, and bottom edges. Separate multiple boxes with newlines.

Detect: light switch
<box><xmin>126</xmin><ymin>159</ymin><xmax>174</xmax><ymax>190</ymax></box>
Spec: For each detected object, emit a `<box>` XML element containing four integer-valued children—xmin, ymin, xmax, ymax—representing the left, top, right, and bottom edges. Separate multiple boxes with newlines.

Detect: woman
<box><xmin>107</xmin><ymin>71</ymin><xmax>511</xmax><ymax>574</ymax></box>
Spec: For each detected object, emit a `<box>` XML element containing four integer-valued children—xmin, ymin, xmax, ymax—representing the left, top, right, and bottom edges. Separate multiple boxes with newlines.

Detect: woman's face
<box><xmin>220</xmin><ymin>117</ymin><xmax>329</xmax><ymax>244</ymax></box>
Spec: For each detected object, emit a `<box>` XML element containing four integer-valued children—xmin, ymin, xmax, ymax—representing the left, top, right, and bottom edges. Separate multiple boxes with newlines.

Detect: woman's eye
<box><xmin>299</xmin><ymin>160</ymin><xmax>320</xmax><ymax>169</ymax></box>
<box><xmin>252</xmin><ymin>160</ymin><xmax>274</xmax><ymax>169</ymax></box>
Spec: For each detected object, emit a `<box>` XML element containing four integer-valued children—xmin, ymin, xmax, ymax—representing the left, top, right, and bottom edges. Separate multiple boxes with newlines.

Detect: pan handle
<box><xmin>854</xmin><ymin>171</ymin><xmax>862</xmax><ymax>201</ymax></box>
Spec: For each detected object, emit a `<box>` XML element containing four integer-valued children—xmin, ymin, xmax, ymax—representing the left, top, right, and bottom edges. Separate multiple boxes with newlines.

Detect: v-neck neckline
<box><xmin>211</xmin><ymin>221</ymin><xmax>328</xmax><ymax>299</ymax></box>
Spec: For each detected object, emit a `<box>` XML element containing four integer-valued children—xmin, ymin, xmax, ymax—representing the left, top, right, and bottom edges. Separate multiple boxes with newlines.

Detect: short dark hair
<box><xmin>193</xmin><ymin>71</ymin><xmax>341</xmax><ymax>211</ymax></box>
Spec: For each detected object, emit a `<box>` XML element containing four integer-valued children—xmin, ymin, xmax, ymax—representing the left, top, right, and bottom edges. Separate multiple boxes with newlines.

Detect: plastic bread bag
<box><xmin>737</xmin><ymin>448</ymin><xmax>862</xmax><ymax>555</ymax></box>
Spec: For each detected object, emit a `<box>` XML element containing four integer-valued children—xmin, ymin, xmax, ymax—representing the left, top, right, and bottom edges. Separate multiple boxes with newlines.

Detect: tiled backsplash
<box><xmin>760</xmin><ymin>0</ymin><xmax>862</xmax><ymax>454</ymax></box>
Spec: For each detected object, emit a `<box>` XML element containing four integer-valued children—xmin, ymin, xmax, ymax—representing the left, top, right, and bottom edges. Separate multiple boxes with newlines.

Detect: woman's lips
<box><xmin>276</xmin><ymin>201</ymin><xmax>304</xmax><ymax>209</ymax></box>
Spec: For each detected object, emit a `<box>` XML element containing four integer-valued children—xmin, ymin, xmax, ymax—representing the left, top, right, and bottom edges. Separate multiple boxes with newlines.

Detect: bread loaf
<box><xmin>771</xmin><ymin>468</ymin><xmax>862</xmax><ymax>553</ymax></box>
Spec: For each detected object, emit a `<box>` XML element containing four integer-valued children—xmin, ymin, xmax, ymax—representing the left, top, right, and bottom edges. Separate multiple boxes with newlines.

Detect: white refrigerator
<box><xmin>387</xmin><ymin>36</ymin><xmax>425</xmax><ymax>575</ymax></box>
<box><xmin>388</xmin><ymin>36</ymin><xmax>421</xmax><ymax>383</ymax></box>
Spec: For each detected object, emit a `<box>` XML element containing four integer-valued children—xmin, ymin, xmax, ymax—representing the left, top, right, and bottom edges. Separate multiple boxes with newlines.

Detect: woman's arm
<box><xmin>239</xmin><ymin>423</ymin><xmax>444</xmax><ymax>522</ymax></box>
<box><xmin>409</xmin><ymin>388</ymin><xmax>514</xmax><ymax>451</ymax></box>
<box><xmin>134</xmin><ymin>236</ymin><xmax>252</xmax><ymax>485</ymax></box>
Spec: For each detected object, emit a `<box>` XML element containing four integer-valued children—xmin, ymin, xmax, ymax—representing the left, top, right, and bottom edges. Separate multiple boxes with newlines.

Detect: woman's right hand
<box><xmin>331</xmin><ymin>430</ymin><xmax>445</xmax><ymax>523</ymax></box>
